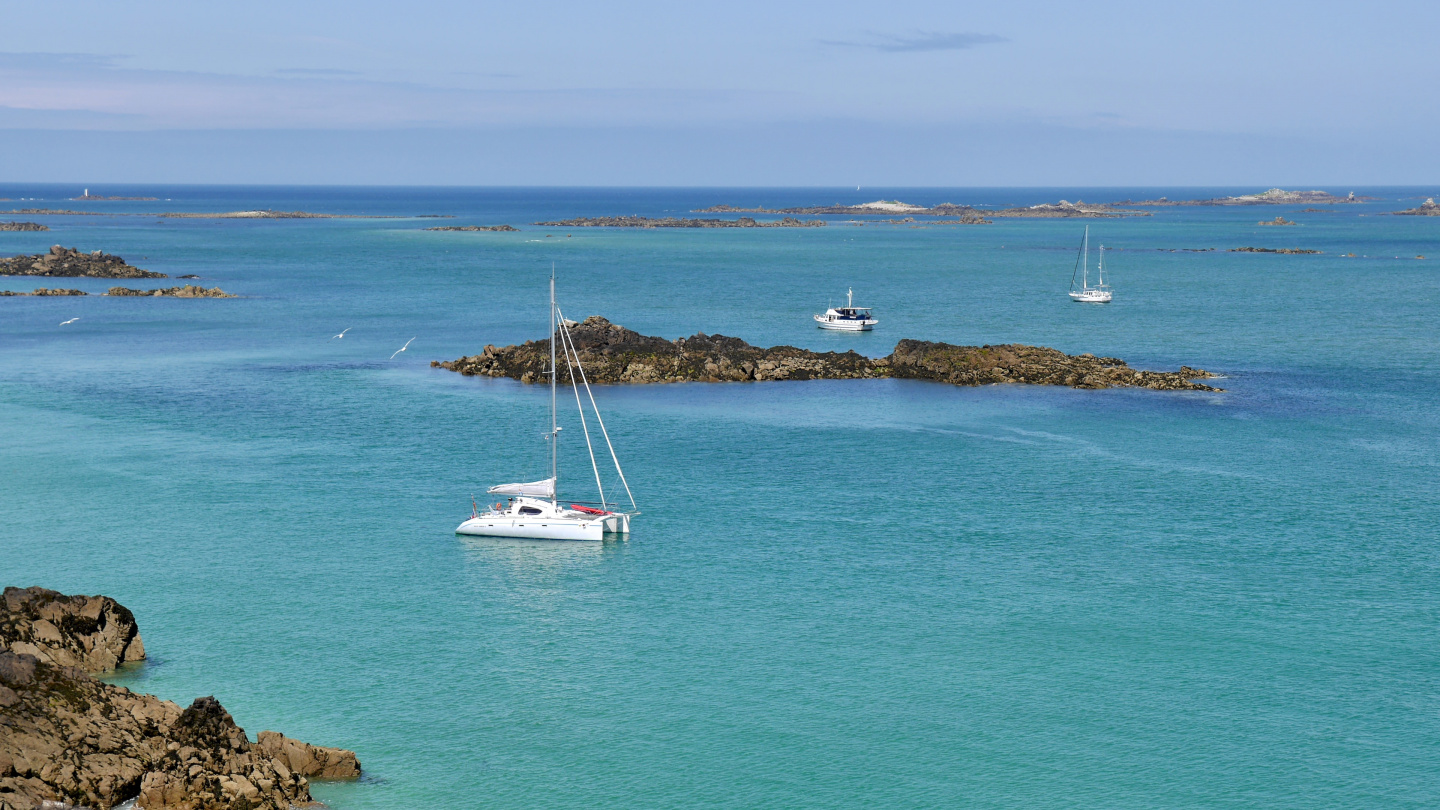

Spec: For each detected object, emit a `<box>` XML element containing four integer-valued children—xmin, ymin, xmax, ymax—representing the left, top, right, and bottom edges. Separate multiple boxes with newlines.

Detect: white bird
<box><xmin>390</xmin><ymin>337</ymin><xmax>416</xmax><ymax>359</ymax></box>
<box><xmin>60</xmin><ymin>318</ymin><xmax>80</xmax><ymax>326</ymax></box>
<box><xmin>331</xmin><ymin>327</ymin><xmax>351</xmax><ymax>339</ymax></box>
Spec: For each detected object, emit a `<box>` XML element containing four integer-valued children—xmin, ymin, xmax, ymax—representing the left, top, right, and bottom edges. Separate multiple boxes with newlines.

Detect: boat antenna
<box><xmin>549</xmin><ymin>264</ymin><xmax>558</xmax><ymax>504</ymax></box>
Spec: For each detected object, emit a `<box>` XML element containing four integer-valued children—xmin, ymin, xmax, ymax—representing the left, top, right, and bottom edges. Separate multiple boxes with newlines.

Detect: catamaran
<box><xmin>814</xmin><ymin>288</ymin><xmax>878</xmax><ymax>330</ymax></box>
<box><xmin>456</xmin><ymin>274</ymin><xmax>637</xmax><ymax>541</ymax></box>
<box><xmin>1069</xmin><ymin>226</ymin><xmax>1114</xmax><ymax>303</ymax></box>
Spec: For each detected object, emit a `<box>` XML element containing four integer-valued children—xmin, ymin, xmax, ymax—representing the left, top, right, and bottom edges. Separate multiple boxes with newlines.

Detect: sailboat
<box><xmin>1068</xmin><ymin>226</ymin><xmax>1114</xmax><ymax>303</ymax></box>
<box><xmin>456</xmin><ymin>273</ymin><xmax>637</xmax><ymax>541</ymax></box>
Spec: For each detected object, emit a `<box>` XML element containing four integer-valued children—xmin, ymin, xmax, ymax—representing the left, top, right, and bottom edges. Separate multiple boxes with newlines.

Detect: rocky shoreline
<box><xmin>695</xmin><ymin>200</ymin><xmax>1146</xmax><ymax>219</ymax></box>
<box><xmin>425</xmin><ymin>224</ymin><xmax>519</xmax><ymax>231</ymax></box>
<box><xmin>0</xmin><ymin>285</ymin><xmax>233</xmax><ymax>298</ymax></box>
<box><xmin>1112</xmin><ymin>189</ymin><xmax>1361</xmax><ymax>206</ymax></box>
<box><xmin>1228</xmin><ymin>247</ymin><xmax>1322</xmax><ymax>254</ymax></box>
<box><xmin>0</xmin><ymin>223</ymin><xmax>47</xmax><ymax>232</ymax></box>
<box><xmin>1</xmin><ymin>247</ymin><xmax>167</xmax><ymax>279</ymax></box>
<box><xmin>534</xmin><ymin>216</ymin><xmax>825</xmax><ymax>228</ymax></box>
<box><xmin>433</xmin><ymin>316</ymin><xmax>1220</xmax><ymax>392</ymax></box>
<box><xmin>1</xmin><ymin>586</ymin><xmax>359</xmax><ymax>810</ymax></box>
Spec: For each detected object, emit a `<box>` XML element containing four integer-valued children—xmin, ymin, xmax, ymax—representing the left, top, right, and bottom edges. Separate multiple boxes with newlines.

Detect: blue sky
<box><xmin>1</xmin><ymin>1</ymin><xmax>1436</xmax><ymax>185</ymax></box>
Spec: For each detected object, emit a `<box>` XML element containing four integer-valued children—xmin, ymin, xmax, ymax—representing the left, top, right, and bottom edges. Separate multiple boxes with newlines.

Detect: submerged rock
<box><xmin>0</xmin><ymin>246</ymin><xmax>167</xmax><ymax>279</ymax></box>
<box><xmin>0</xmin><ymin>588</ymin><xmax>359</xmax><ymax>810</ymax></box>
<box><xmin>433</xmin><ymin>316</ymin><xmax>1220</xmax><ymax>392</ymax></box>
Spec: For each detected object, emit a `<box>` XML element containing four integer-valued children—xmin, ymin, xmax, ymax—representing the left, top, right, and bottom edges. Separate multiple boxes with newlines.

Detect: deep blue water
<box><xmin>3</xmin><ymin>185</ymin><xmax>1439</xmax><ymax>808</ymax></box>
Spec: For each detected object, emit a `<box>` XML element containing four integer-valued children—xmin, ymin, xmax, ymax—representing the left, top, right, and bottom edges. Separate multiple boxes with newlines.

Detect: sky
<box><xmin>1</xmin><ymin>0</ymin><xmax>1436</xmax><ymax>185</ymax></box>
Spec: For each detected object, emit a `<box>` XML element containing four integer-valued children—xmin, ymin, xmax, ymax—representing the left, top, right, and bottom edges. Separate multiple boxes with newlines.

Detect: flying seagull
<box><xmin>390</xmin><ymin>337</ymin><xmax>416</xmax><ymax>360</ymax></box>
<box><xmin>60</xmin><ymin>318</ymin><xmax>80</xmax><ymax>326</ymax></box>
<box><xmin>331</xmin><ymin>327</ymin><xmax>351</xmax><ymax>339</ymax></box>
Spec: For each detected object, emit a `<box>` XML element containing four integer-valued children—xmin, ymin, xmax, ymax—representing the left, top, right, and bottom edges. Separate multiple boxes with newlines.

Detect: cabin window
<box><xmin>519</xmin><ymin>506</ymin><xmax>543</xmax><ymax>515</ymax></box>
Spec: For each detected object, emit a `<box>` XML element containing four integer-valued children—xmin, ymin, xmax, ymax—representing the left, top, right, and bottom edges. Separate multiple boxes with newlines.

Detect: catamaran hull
<box><xmin>455</xmin><ymin>513</ymin><xmax>629</xmax><ymax>541</ymax></box>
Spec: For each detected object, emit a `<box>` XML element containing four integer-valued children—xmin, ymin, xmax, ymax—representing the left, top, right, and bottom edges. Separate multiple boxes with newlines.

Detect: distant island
<box><xmin>1258</xmin><ymin>216</ymin><xmax>1297</xmax><ymax>226</ymax></box>
<box><xmin>434</xmin><ymin>315</ymin><xmax>1220</xmax><ymax>391</ymax></box>
<box><xmin>155</xmin><ymin>210</ymin><xmax>401</xmax><ymax>219</ymax></box>
<box><xmin>0</xmin><ymin>246</ymin><xmax>167</xmax><ymax>278</ymax></box>
<box><xmin>1228</xmin><ymin>247</ymin><xmax>1322</xmax><ymax>254</ymax></box>
<box><xmin>0</xmin><ymin>285</ymin><xmax>234</xmax><ymax>298</ymax></box>
<box><xmin>1392</xmin><ymin>198</ymin><xmax>1440</xmax><ymax>216</ymax></box>
<box><xmin>72</xmin><ymin>194</ymin><xmax>159</xmax><ymax>201</ymax></box>
<box><xmin>533</xmin><ymin>216</ymin><xmax>825</xmax><ymax>228</ymax></box>
<box><xmin>1112</xmin><ymin>189</ymin><xmax>1363</xmax><ymax>206</ymax></box>
<box><xmin>0</xmin><ymin>222</ymin><xmax>47</xmax><ymax>232</ymax></box>
<box><xmin>695</xmin><ymin>199</ymin><xmax>1146</xmax><ymax>219</ymax></box>
<box><xmin>425</xmin><ymin>224</ymin><xmax>519</xmax><ymax>231</ymax></box>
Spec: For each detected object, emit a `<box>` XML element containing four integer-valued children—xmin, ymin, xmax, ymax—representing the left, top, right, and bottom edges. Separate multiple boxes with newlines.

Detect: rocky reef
<box><xmin>0</xmin><ymin>247</ymin><xmax>167</xmax><ymax>279</ymax></box>
<box><xmin>1113</xmin><ymin>189</ymin><xmax>1362</xmax><ymax>206</ymax></box>
<box><xmin>0</xmin><ymin>223</ymin><xmax>46</xmax><ymax>232</ymax></box>
<box><xmin>1258</xmin><ymin>216</ymin><xmax>1296</xmax><ymax>226</ymax></box>
<box><xmin>696</xmin><ymin>200</ymin><xmax>1144</xmax><ymax>219</ymax></box>
<box><xmin>72</xmin><ymin>195</ymin><xmax>158</xmax><ymax>201</ymax></box>
<box><xmin>433</xmin><ymin>316</ymin><xmax>1220</xmax><ymax>392</ymax></box>
<box><xmin>1</xmin><ymin>586</ymin><xmax>359</xmax><ymax>810</ymax></box>
<box><xmin>107</xmin><ymin>285</ymin><xmax>234</xmax><ymax>298</ymax></box>
<box><xmin>1228</xmin><ymin>247</ymin><xmax>1322</xmax><ymax>254</ymax></box>
<box><xmin>533</xmin><ymin>216</ymin><xmax>825</xmax><ymax>228</ymax></box>
<box><xmin>424</xmin><ymin>224</ymin><xmax>519</xmax><ymax>231</ymax></box>
<box><xmin>0</xmin><ymin>289</ymin><xmax>87</xmax><ymax>297</ymax></box>
<box><xmin>1392</xmin><ymin>198</ymin><xmax>1440</xmax><ymax>216</ymax></box>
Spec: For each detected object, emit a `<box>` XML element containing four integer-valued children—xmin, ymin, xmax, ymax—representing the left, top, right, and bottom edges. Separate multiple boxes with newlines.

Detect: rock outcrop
<box><xmin>0</xmin><ymin>223</ymin><xmax>46</xmax><ymax>232</ymax></box>
<box><xmin>106</xmin><ymin>286</ymin><xmax>234</xmax><ymax>298</ymax></box>
<box><xmin>0</xmin><ymin>247</ymin><xmax>167</xmax><ymax>279</ymax></box>
<box><xmin>1392</xmin><ymin>198</ymin><xmax>1440</xmax><ymax>216</ymax></box>
<box><xmin>0</xmin><ymin>289</ymin><xmax>87</xmax><ymax>297</ymax></box>
<box><xmin>0</xmin><ymin>588</ymin><xmax>144</xmax><ymax>674</ymax></box>
<box><xmin>424</xmin><ymin>224</ymin><xmax>519</xmax><ymax>231</ymax></box>
<box><xmin>1258</xmin><ymin>216</ymin><xmax>1296</xmax><ymax>226</ymax></box>
<box><xmin>434</xmin><ymin>316</ymin><xmax>1220</xmax><ymax>392</ymax></box>
<box><xmin>1227</xmin><ymin>247</ymin><xmax>1322</xmax><ymax>254</ymax></box>
<box><xmin>1113</xmin><ymin>189</ymin><xmax>1363</xmax><ymax>206</ymax></box>
<box><xmin>695</xmin><ymin>200</ymin><xmax>1145</xmax><ymax>219</ymax></box>
<box><xmin>533</xmin><ymin>216</ymin><xmax>825</xmax><ymax>228</ymax></box>
<box><xmin>0</xmin><ymin>589</ymin><xmax>359</xmax><ymax>810</ymax></box>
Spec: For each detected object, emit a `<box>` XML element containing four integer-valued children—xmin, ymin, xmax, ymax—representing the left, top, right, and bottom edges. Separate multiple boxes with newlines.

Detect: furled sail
<box><xmin>487</xmin><ymin>478</ymin><xmax>555</xmax><ymax>498</ymax></box>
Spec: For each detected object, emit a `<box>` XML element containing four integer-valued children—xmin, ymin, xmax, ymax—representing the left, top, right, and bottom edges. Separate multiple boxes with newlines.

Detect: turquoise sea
<box><xmin>3</xmin><ymin>185</ymin><xmax>1439</xmax><ymax>808</ymax></box>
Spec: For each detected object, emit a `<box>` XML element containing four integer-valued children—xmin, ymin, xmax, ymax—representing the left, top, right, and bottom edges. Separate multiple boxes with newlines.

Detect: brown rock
<box><xmin>0</xmin><ymin>586</ymin><xmax>144</xmax><ymax>673</ymax></box>
<box><xmin>255</xmin><ymin>731</ymin><xmax>360</xmax><ymax>780</ymax></box>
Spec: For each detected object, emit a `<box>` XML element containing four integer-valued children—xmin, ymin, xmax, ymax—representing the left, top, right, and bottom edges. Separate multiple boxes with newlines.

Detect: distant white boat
<box><xmin>456</xmin><ymin>272</ymin><xmax>637</xmax><ymax>541</ymax></box>
<box><xmin>1069</xmin><ymin>226</ymin><xmax>1113</xmax><ymax>303</ymax></box>
<box><xmin>814</xmin><ymin>287</ymin><xmax>878</xmax><ymax>331</ymax></box>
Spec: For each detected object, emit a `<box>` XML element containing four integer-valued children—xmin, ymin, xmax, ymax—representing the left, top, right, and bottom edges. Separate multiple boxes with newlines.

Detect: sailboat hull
<box><xmin>455</xmin><ymin>513</ymin><xmax>629</xmax><ymax>541</ymax></box>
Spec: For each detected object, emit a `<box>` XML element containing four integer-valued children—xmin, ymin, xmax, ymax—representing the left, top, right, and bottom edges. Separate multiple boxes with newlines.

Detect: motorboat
<box><xmin>814</xmin><ymin>288</ymin><xmax>878</xmax><ymax>330</ymax></box>
<box><xmin>456</xmin><ymin>272</ymin><xmax>638</xmax><ymax>540</ymax></box>
<box><xmin>1069</xmin><ymin>226</ymin><xmax>1114</xmax><ymax>303</ymax></box>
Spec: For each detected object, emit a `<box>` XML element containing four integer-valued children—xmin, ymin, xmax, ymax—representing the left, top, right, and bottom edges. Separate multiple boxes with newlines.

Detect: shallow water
<box><xmin>3</xmin><ymin>185</ymin><xmax>1439</xmax><ymax>808</ymax></box>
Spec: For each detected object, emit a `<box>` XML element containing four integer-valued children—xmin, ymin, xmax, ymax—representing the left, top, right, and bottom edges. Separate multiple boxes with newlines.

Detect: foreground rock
<box><xmin>1113</xmin><ymin>188</ymin><xmax>1362</xmax><ymax>206</ymax></box>
<box><xmin>425</xmin><ymin>224</ymin><xmax>519</xmax><ymax>232</ymax></box>
<box><xmin>1228</xmin><ymin>247</ymin><xmax>1322</xmax><ymax>254</ymax></box>
<box><xmin>0</xmin><ymin>246</ymin><xmax>167</xmax><ymax>279</ymax></box>
<box><xmin>534</xmin><ymin>216</ymin><xmax>825</xmax><ymax>228</ymax></box>
<box><xmin>107</xmin><ymin>285</ymin><xmax>235</xmax><ymax>298</ymax></box>
<box><xmin>1</xmin><ymin>588</ymin><xmax>359</xmax><ymax>810</ymax></box>
<box><xmin>434</xmin><ymin>316</ymin><xmax>1220</xmax><ymax>391</ymax></box>
<box><xmin>0</xmin><ymin>223</ymin><xmax>46</xmax><ymax>232</ymax></box>
<box><xmin>696</xmin><ymin>200</ymin><xmax>1145</xmax><ymax>219</ymax></box>
<box><xmin>1392</xmin><ymin>198</ymin><xmax>1440</xmax><ymax>216</ymax></box>
<box><xmin>1</xmin><ymin>588</ymin><xmax>144</xmax><ymax>674</ymax></box>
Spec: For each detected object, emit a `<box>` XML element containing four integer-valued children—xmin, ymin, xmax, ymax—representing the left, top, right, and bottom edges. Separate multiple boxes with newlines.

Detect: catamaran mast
<box><xmin>549</xmin><ymin>268</ymin><xmax>558</xmax><ymax>503</ymax></box>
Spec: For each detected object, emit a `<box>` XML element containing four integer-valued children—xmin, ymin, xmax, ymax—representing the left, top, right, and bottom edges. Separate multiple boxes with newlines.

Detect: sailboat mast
<box><xmin>550</xmin><ymin>269</ymin><xmax>558</xmax><ymax>502</ymax></box>
<box><xmin>1098</xmin><ymin>245</ymin><xmax>1105</xmax><ymax>287</ymax></box>
<box><xmin>1082</xmin><ymin>226</ymin><xmax>1089</xmax><ymax>290</ymax></box>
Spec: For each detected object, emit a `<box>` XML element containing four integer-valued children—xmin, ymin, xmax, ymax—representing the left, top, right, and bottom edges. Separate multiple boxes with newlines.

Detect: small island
<box><xmin>1113</xmin><ymin>189</ymin><xmax>1363</xmax><ymax>206</ymax></box>
<box><xmin>696</xmin><ymin>199</ymin><xmax>1145</xmax><ymax>219</ymax></box>
<box><xmin>425</xmin><ymin>224</ymin><xmax>520</xmax><ymax>231</ymax></box>
<box><xmin>1392</xmin><ymin>198</ymin><xmax>1440</xmax><ymax>216</ymax></box>
<box><xmin>0</xmin><ymin>222</ymin><xmax>47</xmax><ymax>232</ymax></box>
<box><xmin>0</xmin><ymin>246</ymin><xmax>168</xmax><ymax>279</ymax></box>
<box><xmin>1</xmin><ymin>586</ymin><xmax>360</xmax><ymax>810</ymax></box>
<box><xmin>108</xmin><ymin>285</ymin><xmax>235</xmax><ymax>298</ymax></box>
<box><xmin>0</xmin><ymin>288</ymin><xmax>87</xmax><ymax>297</ymax></box>
<box><xmin>434</xmin><ymin>316</ymin><xmax>1220</xmax><ymax>392</ymax></box>
<box><xmin>533</xmin><ymin>216</ymin><xmax>825</xmax><ymax>228</ymax></box>
<box><xmin>72</xmin><ymin>194</ymin><xmax>159</xmax><ymax>201</ymax></box>
<box><xmin>1258</xmin><ymin>216</ymin><xmax>1296</xmax><ymax>226</ymax></box>
<box><xmin>1228</xmin><ymin>247</ymin><xmax>1322</xmax><ymax>254</ymax></box>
